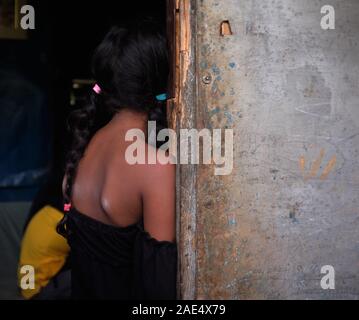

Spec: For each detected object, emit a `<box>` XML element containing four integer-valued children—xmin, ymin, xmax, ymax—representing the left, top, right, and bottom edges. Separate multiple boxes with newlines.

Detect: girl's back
<box><xmin>70</xmin><ymin>109</ymin><xmax>175</xmax><ymax>241</ymax></box>
<box><xmin>57</xmin><ymin>19</ymin><xmax>177</xmax><ymax>300</ymax></box>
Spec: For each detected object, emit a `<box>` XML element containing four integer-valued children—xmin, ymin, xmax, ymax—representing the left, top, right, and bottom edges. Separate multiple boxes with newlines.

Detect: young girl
<box><xmin>57</xmin><ymin>19</ymin><xmax>177</xmax><ymax>300</ymax></box>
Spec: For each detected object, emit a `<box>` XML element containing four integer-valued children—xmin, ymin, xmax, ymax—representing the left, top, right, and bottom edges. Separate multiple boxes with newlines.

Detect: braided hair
<box><xmin>57</xmin><ymin>18</ymin><xmax>169</xmax><ymax>237</ymax></box>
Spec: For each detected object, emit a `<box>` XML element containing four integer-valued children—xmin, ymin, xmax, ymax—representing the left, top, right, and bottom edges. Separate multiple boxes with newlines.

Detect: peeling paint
<box><xmin>211</xmin><ymin>63</ymin><xmax>221</xmax><ymax>75</ymax></box>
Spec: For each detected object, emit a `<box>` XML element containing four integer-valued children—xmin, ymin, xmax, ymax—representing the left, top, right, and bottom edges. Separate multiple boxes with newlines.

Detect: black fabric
<box><xmin>32</xmin><ymin>269</ymin><xmax>71</xmax><ymax>300</ymax></box>
<box><xmin>63</xmin><ymin>208</ymin><xmax>177</xmax><ymax>300</ymax></box>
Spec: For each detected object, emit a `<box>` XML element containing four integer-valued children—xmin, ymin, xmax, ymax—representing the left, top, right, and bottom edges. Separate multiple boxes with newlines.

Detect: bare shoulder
<box><xmin>110</xmin><ymin>138</ymin><xmax>175</xmax><ymax>183</ymax></box>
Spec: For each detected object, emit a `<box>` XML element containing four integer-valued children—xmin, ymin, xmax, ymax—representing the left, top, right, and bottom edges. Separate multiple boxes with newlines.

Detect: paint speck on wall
<box><xmin>229</xmin><ymin>62</ymin><xmax>236</xmax><ymax>69</ymax></box>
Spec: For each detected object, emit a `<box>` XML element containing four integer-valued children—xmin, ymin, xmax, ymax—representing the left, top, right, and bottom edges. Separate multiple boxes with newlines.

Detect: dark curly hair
<box><xmin>57</xmin><ymin>18</ymin><xmax>169</xmax><ymax>236</ymax></box>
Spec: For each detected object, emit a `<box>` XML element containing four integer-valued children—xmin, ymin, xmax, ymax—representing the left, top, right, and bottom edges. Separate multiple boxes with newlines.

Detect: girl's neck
<box><xmin>110</xmin><ymin>108</ymin><xmax>148</xmax><ymax>133</ymax></box>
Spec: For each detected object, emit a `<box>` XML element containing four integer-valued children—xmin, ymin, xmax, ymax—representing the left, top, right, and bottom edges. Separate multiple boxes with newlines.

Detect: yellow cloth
<box><xmin>18</xmin><ymin>205</ymin><xmax>70</xmax><ymax>299</ymax></box>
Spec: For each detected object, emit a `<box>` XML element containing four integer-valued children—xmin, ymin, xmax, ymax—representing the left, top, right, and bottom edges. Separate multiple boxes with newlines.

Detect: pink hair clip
<box><xmin>64</xmin><ymin>203</ymin><xmax>72</xmax><ymax>212</ymax></box>
<box><xmin>93</xmin><ymin>84</ymin><xmax>102</xmax><ymax>95</ymax></box>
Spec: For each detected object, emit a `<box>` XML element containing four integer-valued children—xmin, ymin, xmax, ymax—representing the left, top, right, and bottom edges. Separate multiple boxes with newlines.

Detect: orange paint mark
<box><xmin>300</xmin><ymin>149</ymin><xmax>337</xmax><ymax>181</ymax></box>
<box><xmin>220</xmin><ymin>21</ymin><xmax>233</xmax><ymax>36</ymax></box>
<box><xmin>320</xmin><ymin>156</ymin><xmax>337</xmax><ymax>180</ymax></box>
<box><xmin>308</xmin><ymin>149</ymin><xmax>325</xmax><ymax>180</ymax></box>
<box><xmin>299</xmin><ymin>156</ymin><xmax>306</xmax><ymax>175</ymax></box>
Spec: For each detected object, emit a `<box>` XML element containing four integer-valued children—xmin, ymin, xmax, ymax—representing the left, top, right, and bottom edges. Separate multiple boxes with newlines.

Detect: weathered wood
<box><xmin>167</xmin><ymin>0</ymin><xmax>198</xmax><ymax>300</ymax></box>
<box><xmin>166</xmin><ymin>0</ymin><xmax>176</xmax><ymax>100</ymax></box>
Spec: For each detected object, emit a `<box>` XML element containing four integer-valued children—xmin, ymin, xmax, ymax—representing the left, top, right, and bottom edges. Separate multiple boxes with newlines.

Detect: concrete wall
<box><xmin>179</xmin><ymin>0</ymin><xmax>359</xmax><ymax>299</ymax></box>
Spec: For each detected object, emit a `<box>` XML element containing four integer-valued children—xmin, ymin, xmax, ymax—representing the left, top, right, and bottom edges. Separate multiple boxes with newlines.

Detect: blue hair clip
<box><xmin>156</xmin><ymin>93</ymin><xmax>167</xmax><ymax>101</ymax></box>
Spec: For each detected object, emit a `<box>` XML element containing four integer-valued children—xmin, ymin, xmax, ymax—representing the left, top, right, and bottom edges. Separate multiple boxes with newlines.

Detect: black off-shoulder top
<box><xmin>62</xmin><ymin>207</ymin><xmax>177</xmax><ymax>300</ymax></box>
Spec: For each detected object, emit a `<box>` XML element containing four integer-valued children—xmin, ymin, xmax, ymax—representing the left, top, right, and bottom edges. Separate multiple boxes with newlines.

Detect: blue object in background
<box><xmin>0</xmin><ymin>69</ymin><xmax>51</xmax><ymax>202</ymax></box>
<box><xmin>156</xmin><ymin>93</ymin><xmax>167</xmax><ymax>101</ymax></box>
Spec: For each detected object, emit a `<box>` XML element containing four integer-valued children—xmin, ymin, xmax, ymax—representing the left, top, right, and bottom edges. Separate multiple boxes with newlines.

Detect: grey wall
<box><xmin>189</xmin><ymin>0</ymin><xmax>359</xmax><ymax>299</ymax></box>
